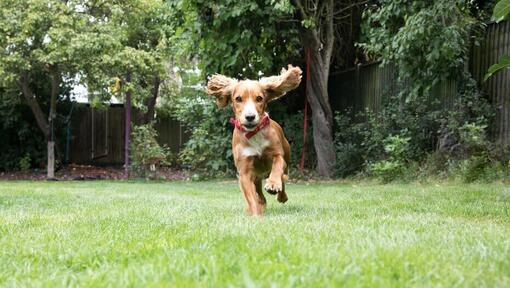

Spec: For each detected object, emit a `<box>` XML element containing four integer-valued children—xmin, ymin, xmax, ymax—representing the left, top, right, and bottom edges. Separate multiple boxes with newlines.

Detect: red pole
<box><xmin>299</xmin><ymin>48</ymin><xmax>311</xmax><ymax>173</ymax></box>
<box><xmin>124</xmin><ymin>73</ymin><xmax>132</xmax><ymax>178</ymax></box>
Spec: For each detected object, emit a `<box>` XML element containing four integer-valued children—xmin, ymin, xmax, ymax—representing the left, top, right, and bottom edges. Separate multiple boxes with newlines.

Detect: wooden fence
<box><xmin>329</xmin><ymin>21</ymin><xmax>510</xmax><ymax>145</ymax></box>
<box><xmin>69</xmin><ymin>105</ymin><xmax>187</xmax><ymax>165</ymax></box>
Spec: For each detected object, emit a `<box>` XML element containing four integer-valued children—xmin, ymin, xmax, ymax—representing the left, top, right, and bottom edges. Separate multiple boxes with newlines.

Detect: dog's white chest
<box><xmin>242</xmin><ymin>131</ymin><xmax>270</xmax><ymax>157</ymax></box>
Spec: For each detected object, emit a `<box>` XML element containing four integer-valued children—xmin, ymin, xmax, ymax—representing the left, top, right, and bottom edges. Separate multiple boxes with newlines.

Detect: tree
<box><xmin>78</xmin><ymin>0</ymin><xmax>176</xmax><ymax>176</ymax></box>
<box><xmin>291</xmin><ymin>0</ymin><xmax>367</xmax><ymax>177</ymax></box>
<box><xmin>178</xmin><ymin>0</ymin><xmax>366</xmax><ymax>177</ymax></box>
<box><xmin>0</xmin><ymin>0</ymin><xmax>88</xmax><ymax>178</ymax></box>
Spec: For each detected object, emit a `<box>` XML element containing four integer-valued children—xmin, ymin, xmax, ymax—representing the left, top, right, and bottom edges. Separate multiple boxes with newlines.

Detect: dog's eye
<box><xmin>256</xmin><ymin>96</ymin><xmax>263</xmax><ymax>102</ymax></box>
<box><xmin>235</xmin><ymin>96</ymin><xmax>242</xmax><ymax>103</ymax></box>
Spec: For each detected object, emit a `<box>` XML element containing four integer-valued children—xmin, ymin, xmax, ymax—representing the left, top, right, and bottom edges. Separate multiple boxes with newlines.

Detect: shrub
<box><xmin>334</xmin><ymin>111</ymin><xmax>367</xmax><ymax>177</ymax></box>
<box><xmin>333</xmin><ymin>83</ymin><xmax>499</xmax><ymax>182</ymax></box>
<box><xmin>370</xmin><ymin>135</ymin><xmax>411</xmax><ymax>183</ymax></box>
<box><xmin>130</xmin><ymin>123</ymin><xmax>171</xmax><ymax>178</ymax></box>
<box><xmin>0</xmin><ymin>94</ymin><xmax>46</xmax><ymax>171</ymax></box>
<box><xmin>172</xmin><ymin>90</ymin><xmax>234</xmax><ymax>177</ymax></box>
<box><xmin>18</xmin><ymin>153</ymin><xmax>31</xmax><ymax>172</ymax></box>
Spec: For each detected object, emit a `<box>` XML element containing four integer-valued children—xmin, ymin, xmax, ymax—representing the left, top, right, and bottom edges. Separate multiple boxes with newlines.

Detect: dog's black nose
<box><xmin>245</xmin><ymin>115</ymin><xmax>256</xmax><ymax>122</ymax></box>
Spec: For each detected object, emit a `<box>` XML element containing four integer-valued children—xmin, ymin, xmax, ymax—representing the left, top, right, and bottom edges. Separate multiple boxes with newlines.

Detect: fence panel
<box><xmin>69</xmin><ymin>105</ymin><xmax>185</xmax><ymax>165</ymax></box>
<box><xmin>471</xmin><ymin>21</ymin><xmax>510</xmax><ymax>145</ymax></box>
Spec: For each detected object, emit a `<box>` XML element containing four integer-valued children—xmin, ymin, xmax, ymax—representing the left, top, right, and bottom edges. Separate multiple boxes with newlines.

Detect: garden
<box><xmin>1</xmin><ymin>0</ymin><xmax>510</xmax><ymax>286</ymax></box>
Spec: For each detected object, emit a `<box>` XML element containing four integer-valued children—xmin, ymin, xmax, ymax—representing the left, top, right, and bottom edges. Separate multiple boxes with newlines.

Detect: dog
<box><xmin>206</xmin><ymin>65</ymin><xmax>302</xmax><ymax>216</ymax></box>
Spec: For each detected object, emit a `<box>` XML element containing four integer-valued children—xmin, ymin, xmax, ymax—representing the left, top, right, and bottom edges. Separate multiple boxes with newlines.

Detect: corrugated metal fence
<box><xmin>329</xmin><ymin>21</ymin><xmax>510</xmax><ymax>145</ymax></box>
<box><xmin>471</xmin><ymin>21</ymin><xmax>510</xmax><ymax>146</ymax></box>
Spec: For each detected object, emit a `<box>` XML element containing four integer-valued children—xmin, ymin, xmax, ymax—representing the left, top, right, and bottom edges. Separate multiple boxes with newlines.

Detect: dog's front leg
<box><xmin>264</xmin><ymin>155</ymin><xmax>287</xmax><ymax>202</ymax></box>
<box><xmin>239</xmin><ymin>173</ymin><xmax>264</xmax><ymax>216</ymax></box>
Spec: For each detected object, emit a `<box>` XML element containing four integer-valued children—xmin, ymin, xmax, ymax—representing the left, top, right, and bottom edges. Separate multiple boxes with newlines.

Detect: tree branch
<box><xmin>323</xmin><ymin>0</ymin><xmax>335</xmax><ymax>74</ymax></box>
<box><xmin>293</xmin><ymin>0</ymin><xmax>308</xmax><ymax>19</ymax></box>
<box><xmin>333</xmin><ymin>0</ymin><xmax>368</xmax><ymax>16</ymax></box>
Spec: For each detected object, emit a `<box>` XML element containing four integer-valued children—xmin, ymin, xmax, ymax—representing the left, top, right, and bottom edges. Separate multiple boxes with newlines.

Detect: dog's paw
<box><xmin>264</xmin><ymin>178</ymin><xmax>282</xmax><ymax>195</ymax></box>
<box><xmin>277</xmin><ymin>192</ymin><xmax>288</xmax><ymax>203</ymax></box>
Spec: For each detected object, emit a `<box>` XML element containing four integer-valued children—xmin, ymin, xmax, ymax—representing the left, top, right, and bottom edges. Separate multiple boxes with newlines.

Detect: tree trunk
<box><xmin>306</xmin><ymin>47</ymin><xmax>336</xmax><ymax>177</ymax></box>
<box><xmin>145</xmin><ymin>76</ymin><xmax>160</xmax><ymax>123</ymax></box>
<box><xmin>20</xmin><ymin>72</ymin><xmax>50</xmax><ymax>139</ymax></box>
<box><xmin>293</xmin><ymin>0</ymin><xmax>337</xmax><ymax>177</ymax></box>
<box><xmin>47</xmin><ymin>67</ymin><xmax>60</xmax><ymax>179</ymax></box>
<box><xmin>47</xmin><ymin>141</ymin><xmax>55</xmax><ymax>179</ymax></box>
<box><xmin>124</xmin><ymin>72</ymin><xmax>132</xmax><ymax>178</ymax></box>
<box><xmin>136</xmin><ymin>75</ymin><xmax>160</xmax><ymax>125</ymax></box>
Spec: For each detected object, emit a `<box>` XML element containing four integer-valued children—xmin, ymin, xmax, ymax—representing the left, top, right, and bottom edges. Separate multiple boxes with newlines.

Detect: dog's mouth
<box><xmin>242</xmin><ymin>123</ymin><xmax>258</xmax><ymax>130</ymax></box>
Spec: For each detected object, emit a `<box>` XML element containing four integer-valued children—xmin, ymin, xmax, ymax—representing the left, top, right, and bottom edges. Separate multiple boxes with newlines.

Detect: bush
<box><xmin>334</xmin><ymin>111</ymin><xmax>367</xmax><ymax>177</ymax></box>
<box><xmin>352</xmin><ymin>0</ymin><xmax>506</xmax><ymax>182</ymax></box>
<box><xmin>130</xmin><ymin>123</ymin><xmax>171</xmax><ymax>178</ymax></box>
<box><xmin>0</xmin><ymin>94</ymin><xmax>46</xmax><ymax>171</ymax></box>
<box><xmin>333</xmin><ymin>74</ymin><xmax>500</xmax><ymax>183</ymax></box>
<box><xmin>19</xmin><ymin>153</ymin><xmax>31</xmax><ymax>172</ymax></box>
<box><xmin>370</xmin><ymin>135</ymin><xmax>411</xmax><ymax>183</ymax></box>
<box><xmin>171</xmin><ymin>89</ymin><xmax>234</xmax><ymax>177</ymax></box>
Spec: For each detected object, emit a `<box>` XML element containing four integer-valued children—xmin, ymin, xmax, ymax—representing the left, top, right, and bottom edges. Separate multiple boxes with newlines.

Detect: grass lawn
<box><xmin>1</xmin><ymin>180</ymin><xmax>509</xmax><ymax>287</ymax></box>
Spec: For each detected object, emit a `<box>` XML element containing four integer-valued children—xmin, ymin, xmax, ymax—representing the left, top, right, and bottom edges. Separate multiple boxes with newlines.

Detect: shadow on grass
<box><xmin>264</xmin><ymin>204</ymin><xmax>305</xmax><ymax>216</ymax></box>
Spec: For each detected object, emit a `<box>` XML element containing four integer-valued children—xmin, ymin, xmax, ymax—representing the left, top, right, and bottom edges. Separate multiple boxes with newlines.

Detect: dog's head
<box><xmin>206</xmin><ymin>65</ymin><xmax>302</xmax><ymax>131</ymax></box>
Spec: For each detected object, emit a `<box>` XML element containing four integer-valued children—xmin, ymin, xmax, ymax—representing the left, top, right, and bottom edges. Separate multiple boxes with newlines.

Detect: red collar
<box><xmin>229</xmin><ymin>113</ymin><xmax>270</xmax><ymax>140</ymax></box>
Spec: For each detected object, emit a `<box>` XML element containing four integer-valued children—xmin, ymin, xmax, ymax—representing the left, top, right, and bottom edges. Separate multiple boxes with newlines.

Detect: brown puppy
<box><xmin>206</xmin><ymin>65</ymin><xmax>302</xmax><ymax>216</ymax></box>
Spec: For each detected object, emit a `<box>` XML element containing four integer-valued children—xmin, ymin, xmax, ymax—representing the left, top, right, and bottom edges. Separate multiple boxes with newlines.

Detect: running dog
<box><xmin>206</xmin><ymin>65</ymin><xmax>302</xmax><ymax>216</ymax></box>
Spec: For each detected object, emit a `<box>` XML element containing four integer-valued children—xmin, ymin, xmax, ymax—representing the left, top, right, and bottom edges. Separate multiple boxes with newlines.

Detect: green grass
<box><xmin>0</xmin><ymin>180</ymin><xmax>509</xmax><ymax>287</ymax></box>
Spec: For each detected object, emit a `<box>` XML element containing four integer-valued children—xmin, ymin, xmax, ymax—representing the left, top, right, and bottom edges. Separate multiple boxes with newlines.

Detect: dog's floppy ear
<box><xmin>206</xmin><ymin>74</ymin><xmax>238</xmax><ymax>108</ymax></box>
<box><xmin>259</xmin><ymin>65</ymin><xmax>302</xmax><ymax>102</ymax></box>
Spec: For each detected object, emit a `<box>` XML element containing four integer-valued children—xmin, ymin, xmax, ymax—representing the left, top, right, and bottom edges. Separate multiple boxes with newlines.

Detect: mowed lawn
<box><xmin>0</xmin><ymin>181</ymin><xmax>509</xmax><ymax>287</ymax></box>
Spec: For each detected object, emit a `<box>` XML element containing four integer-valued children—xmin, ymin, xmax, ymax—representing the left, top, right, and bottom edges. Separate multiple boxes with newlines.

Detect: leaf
<box><xmin>492</xmin><ymin>0</ymin><xmax>510</xmax><ymax>23</ymax></box>
<box><xmin>484</xmin><ymin>55</ymin><xmax>510</xmax><ymax>81</ymax></box>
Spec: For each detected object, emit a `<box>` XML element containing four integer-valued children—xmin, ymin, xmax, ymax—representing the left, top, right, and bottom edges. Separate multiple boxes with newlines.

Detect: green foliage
<box><xmin>0</xmin><ymin>0</ymin><xmax>179</xmax><ymax>172</ymax></box>
<box><xmin>0</xmin><ymin>0</ymin><xmax>89</xmax><ymax>86</ymax></box>
<box><xmin>361</xmin><ymin>0</ymin><xmax>479</xmax><ymax>99</ymax></box>
<box><xmin>0</xmin><ymin>85</ymin><xmax>47</xmax><ymax>171</ymax></box>
<box><xmin>18</xmin><ymin>153</ymin><xmax>31</xmax><ymax>172</ymax></box>
<box><xmin>457</xmin><ymin>154</ymin><xmax>494</xmax><ymax>183</ymax></box>
<box><xmin>334</xmin><ymin>75</ymin><xmax>496</xmax><ymax>182</ymax></box>
<box><xmin>370</xmin><ymin>135</ymin><xmax>411</xmax><ymax>183</ymax></box>
<box><xmin>334</xmin><ymin>110</ymin><xmax>379</xmax><ymax>177</ymax></box>
<box><xmin>130</xmin><ymin>124</ymin><xmax>171</xmax><ymax>178</ymax></box>
<box><xmin>164</xmin><ymin>67</ymin><xmax>234</xmax><ymax>176</ymax></box>
<box><xmin>176</xmin><ymin>0</ymin><xmax>300</xmax><ymax>78</ymax></box>
<box><xmin>439</xmin><ymin>77</ymin><xmax>494</xmax><ymax>158</ymax></box>
<box><xmin>484</xmin><ymin>0</ymin><xmax>510</xmax><ymax>80</ymax></box>
<box><xmin>484</xmin><ymin>55</ymin><xmax>510</xmax><ymax>81</ymax></box>
<box><xmin>79</xmin><ymin>0</ymin><xmax>176</xmax><ymax>106</ymax></box>
<box><xmin>492</xmin><ymin>0</ymin><xmax>510</xmax><ymax>21</ymax></box>
<box><xmin>174</xmin><ymin>92</ymin><xmax>234</xmax><ymax>177</ymax></box>
<box><xmin>350</xmin><ymin>0</ymin><xmax>506</xmax><ymax>182</ymax></box>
